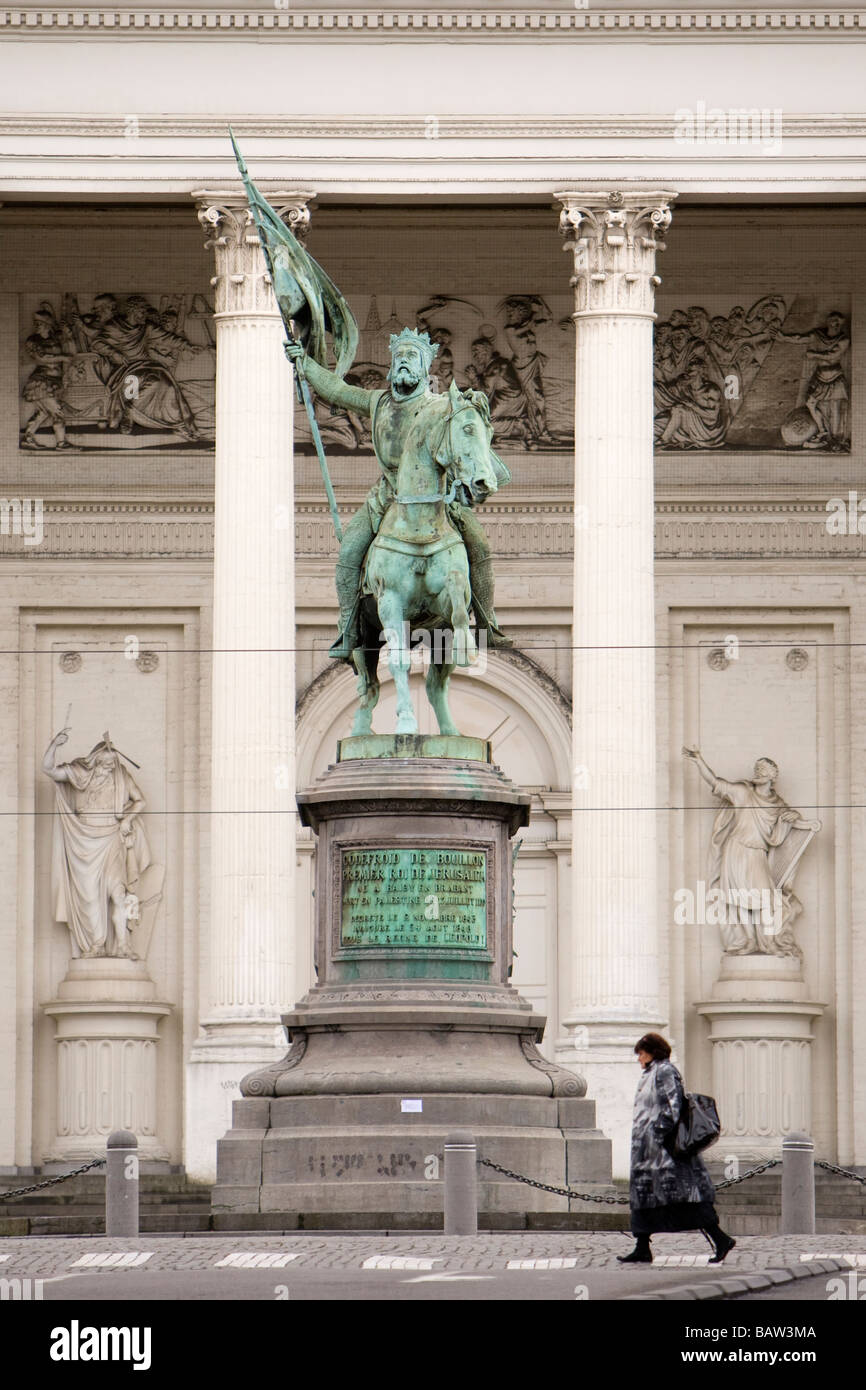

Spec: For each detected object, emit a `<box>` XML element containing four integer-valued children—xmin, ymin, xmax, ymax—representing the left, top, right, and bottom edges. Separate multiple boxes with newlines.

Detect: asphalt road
<box><xmin>24</xmin><ymin>1263</ymin><xmax>833</xmax><ymax>1301</ymax></box>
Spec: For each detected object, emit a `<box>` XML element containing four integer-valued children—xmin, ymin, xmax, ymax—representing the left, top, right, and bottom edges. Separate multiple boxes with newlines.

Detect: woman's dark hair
<box><xmin>634</xmin><ymin>1032</ymin><xmax>671</xmax><ymax>1061</ymax></box>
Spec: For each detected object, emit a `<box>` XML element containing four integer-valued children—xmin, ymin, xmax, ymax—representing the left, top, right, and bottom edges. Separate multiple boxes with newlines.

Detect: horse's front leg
<box><xmin>443</xmin><ymin>565</ymin><xmax>476</xmax><ymax>668</ymax></box>
<box><xmin>426</xmin><ymin>653</ymin><xmax>458</xmax><ymax>737</ymax></box>
<box><xmin>351</xmin><ymin>638</ymin><xmax>380</xmax><ymax>737</ymax></box>
<box><xmin>378</xmin><ymin>590</ymin><xmax>417</xmax><ymax>735</ymax></box>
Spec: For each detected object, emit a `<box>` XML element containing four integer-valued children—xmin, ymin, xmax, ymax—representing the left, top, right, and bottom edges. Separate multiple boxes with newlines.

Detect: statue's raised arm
<box><xmin>284</xmin><ymin>341</ymin><xmax>373</xmax><ymax>417</ymax></box>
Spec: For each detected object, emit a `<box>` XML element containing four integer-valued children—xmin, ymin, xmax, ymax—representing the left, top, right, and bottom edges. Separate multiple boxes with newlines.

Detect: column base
<box><xmin>185</xmin><ymin>1018</ymin><xmax>290</xmax><ymax>1184</ymax></box>
<box><xmin>697</xmin><ymin>954</ymin><xmax>824</xmax><ymax>1159</ymax></box>
<box><xmin>557</xmin><ymin>1018</ymin><xmax>668</xmax><ymax>1178</ymax></box>
<box><xmin>43</xmin><ymin>958</ymin><xmax>171</xmax><ymax>1163</ymax></box>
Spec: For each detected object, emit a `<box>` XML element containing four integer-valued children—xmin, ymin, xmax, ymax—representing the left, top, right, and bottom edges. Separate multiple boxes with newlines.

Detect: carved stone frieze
<box><xmin>557</xmin><ymin>191</ymin><xmax>675</xmax><ymax>319</ymax></box>
<box><xmin>6</xmin><ymin>499</ymin><xmax>865</xmax><ymax>562</ymax></box>
<box><xmin>19</xmin><ymin>291</ymin><xmax>215</xmax><ymax>452</ymax></box>
<box><xmin>3</xmin><ymin>10</ymin><xmax>862</xmax><ymax>40</ymax></box>
<box><xmin>654</xmin><ymin>296</ymin><xmax>850</xmax><ymax>452</ymax></box>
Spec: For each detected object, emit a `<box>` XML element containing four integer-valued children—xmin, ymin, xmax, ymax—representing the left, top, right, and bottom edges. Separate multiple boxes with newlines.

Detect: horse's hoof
<box><xmin>396</xmin><ymin>717</ymin><xmax>418</xmax><ymax>735</ymax></box>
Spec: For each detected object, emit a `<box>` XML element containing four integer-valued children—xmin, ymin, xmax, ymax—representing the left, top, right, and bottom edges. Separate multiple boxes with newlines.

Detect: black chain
<box><xmin>479</xmin><ymin>1154</ymin><xmax>784</xmax><ymax>1202</ymax></box>
<box><xmin>815</xmin><ymin>1159</ymin><xmax>866</xmax><ymax>1187</ymax></box>
<box><xmin>715</xmin><ymin>1157</ymin><xmax>782</xmax><ymax>1189</ymax></box>
<box><xmin>479</xmin><ymin>1157</ymin><xmax>630</xmax><ymax>1203</ymax></box>
<box><xmin>0</xmin><ymin>1157</ymin><xmax>105</xmax><ymax>1201</ymax></box>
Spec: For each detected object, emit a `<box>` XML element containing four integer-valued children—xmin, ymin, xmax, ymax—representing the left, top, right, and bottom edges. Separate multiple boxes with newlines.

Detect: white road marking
<box><xmin>506</xmin><ymin>1258</ymin><xmax>578</xmax><ymax>1270</ymax></box>
<box><xmin>214</xmin><ymin>1252</ymin><xmax>300</xmax><ymax>1269</ymax></box>
<box><xmin>652</xmin><ymin>1255</ymin><xmax>712</xmax><ymax>1267</ymax></box>
<box><xmin>70</xmin><ymin>1251</ymin><xmax>153</xmax><ymax>1268</ymax></box>
<box><xmin>362</xmin><ymin>1255</ymin><xmax>442</xmax><ymax>1271</ymax></box>
<box><xmin>405</xmin><ymin>1274</ymin><xmax>497</xmax><ymax>1283</ymax></box>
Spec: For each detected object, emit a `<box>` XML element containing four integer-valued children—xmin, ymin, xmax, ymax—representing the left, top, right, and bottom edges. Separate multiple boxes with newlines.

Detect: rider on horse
<box><xmin>286</xmin><ymin>327</ymin><xmax>511</xmax><ymax>661</ymax></box>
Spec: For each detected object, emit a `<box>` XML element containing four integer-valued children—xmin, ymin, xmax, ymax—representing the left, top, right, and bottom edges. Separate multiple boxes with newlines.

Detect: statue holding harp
<box><xmin>683</xmin><ymin>747</ymin><xmax>821</xmax><ymax>958</ymax></box>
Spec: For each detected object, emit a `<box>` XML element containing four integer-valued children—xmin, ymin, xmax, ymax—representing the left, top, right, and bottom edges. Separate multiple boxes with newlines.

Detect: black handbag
<box><xmin>667</xmin><ymin>1091</ymin><xmax>721</xmax><ymax>1160</ymax></box>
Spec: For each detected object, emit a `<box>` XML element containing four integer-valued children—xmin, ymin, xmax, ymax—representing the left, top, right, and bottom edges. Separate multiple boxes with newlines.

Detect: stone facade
<box><xmin>1</xmin><ymin>7</ymin><xmax>865</xmax><ymax>1184</ymax></box>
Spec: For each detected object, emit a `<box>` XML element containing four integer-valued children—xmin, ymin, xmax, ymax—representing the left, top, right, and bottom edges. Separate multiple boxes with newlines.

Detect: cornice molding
<box><xmin>4</xmin><ymin>114</ymin><xmax>866</xmax><ymax>139</ymax></box>
<box><xmin>1</xmin><ymin>496</ymin><xmax>861</xmax><ymax>561</ymax></box>
<box><xmin>1</xmin><ymin>8</ymin><xmax>865</xmax><ymax>41</ymax></box>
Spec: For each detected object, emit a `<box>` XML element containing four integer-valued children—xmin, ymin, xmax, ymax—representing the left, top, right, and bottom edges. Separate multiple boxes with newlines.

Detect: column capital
<box><xmin>555</xmin><ymin>189</ymin><xmax>676</xmax><ymax>319</ymax></box>
<box><xmin>191</xmin><ymin>186</ymin><xmax>316</xmax><ymax>315</ymax></box>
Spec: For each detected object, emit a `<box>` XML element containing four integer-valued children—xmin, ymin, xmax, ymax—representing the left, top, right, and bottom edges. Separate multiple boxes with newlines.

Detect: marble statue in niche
<box><xmin>20</xmin><ymin>293</ymin><xmax>215</xmax><ymax>451</ymax></box>
<box><xmin>683</xmin><ymin>747</ymin><xmax>821</xmax><ymax>958</ymax></box>
<box><xmin>295</xmin><ymin>292</ymin><xmax>573</xmax><ymax>455</ymax></box>
<box><xmin>42</xmin><ymin>727</ymin><xmax>164</xmax><ymax>959</ymax></box>
<box><xmin>654</xmin><ymin>296</ymin><xmax>850</xmax><ymax>451</ymax></box>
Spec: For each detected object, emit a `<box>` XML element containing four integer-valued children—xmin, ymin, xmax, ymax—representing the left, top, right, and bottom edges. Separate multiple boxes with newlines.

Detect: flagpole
<box><xmin>293</xmin><ymin>354</ymin><xmax>343</xmax><ymax>544</ymax></box>
<box><xmin>230</xmin><ymin>129</ymin><xmax>343</xmax><ymax>544</ymax></box>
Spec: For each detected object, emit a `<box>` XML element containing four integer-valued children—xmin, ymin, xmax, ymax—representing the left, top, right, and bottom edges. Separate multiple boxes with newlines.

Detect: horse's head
<box><xmin>433</xmin><ymin>379</ymin><xmax>501</xmax><ymax>500</ymax></box>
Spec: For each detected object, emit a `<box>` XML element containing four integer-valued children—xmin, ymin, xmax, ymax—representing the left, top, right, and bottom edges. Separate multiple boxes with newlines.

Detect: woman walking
<box><xmin>619</xmin><ymin>1033</ymin><xmax>736</xmax><ymax>1265</ymax></box>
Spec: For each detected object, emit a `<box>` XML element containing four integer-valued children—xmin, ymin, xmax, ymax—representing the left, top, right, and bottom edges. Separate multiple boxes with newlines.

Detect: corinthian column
<box><xmin>185</xmin><ymin>186</ymin><xmax>313</xmax><ymax>1182</ymax></box>
<box><xmin>555</xmin><ymin>190</ymin><xmax>675</xmax><ymax>1175</ymax></box>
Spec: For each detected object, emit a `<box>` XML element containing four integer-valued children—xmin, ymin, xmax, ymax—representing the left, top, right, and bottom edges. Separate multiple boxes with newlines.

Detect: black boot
<box><xmin>704</xmin><ymin>1222</ymin><xmax>736</xmax><ymax>1264</ymax></box>
<box><xmin>617</xmin><ymin>1235</ymin><xmax>652</xmax><ymax>1264</ymax></box>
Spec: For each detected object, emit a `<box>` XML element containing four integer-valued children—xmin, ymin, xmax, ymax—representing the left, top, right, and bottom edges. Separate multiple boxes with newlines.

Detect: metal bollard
<box><xmin>106</xmin><ymin>1130</ymin><xmax>139</xmax><ymax>1238</ymax></box>
<box><xmin>781</xmin><ymin>1130</ymin><xmax>815</xmax><ymax>1235</ymax></box>
<box><xmin>444</xmin><ymin>1131</ymin><xmax>477</xmax><ymax>1235</ymax></box>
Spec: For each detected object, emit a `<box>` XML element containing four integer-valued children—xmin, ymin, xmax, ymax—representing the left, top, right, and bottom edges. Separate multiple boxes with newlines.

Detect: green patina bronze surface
<box><xmin>340</xmin><ymin>847</ymin><xmax>487</xmax><ymax>950</ymax></box>
<box><xmin>337</xmin><ymin>734</ymin><xmax>491</xmax><ymax>763</ymax></box>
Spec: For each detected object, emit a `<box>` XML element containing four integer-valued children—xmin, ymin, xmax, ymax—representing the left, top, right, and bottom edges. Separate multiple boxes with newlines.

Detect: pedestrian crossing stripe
<box><xmin>362</xmin><ymin>1256</ymin><xmax>442</xmax><ymax>1271</ymax></box>
<box><xmin>506</xmin><ymin>1258</ymin><xmax>578</xmax><ymax>1270</ymax></box>
<box><xmin>70</xmin><ymin>1252</ymin><xmax>153</xmax><ymax>1268</ymax></box>
<box><xmin>652</xmin><ymin>1255</ymin><xmax>712</xmax><ymax>1267</ymax></box>
<box><xmin>214</xmin><ymin>1252</ymin><xmax>300</xmax><ymax>1269</ymax></box>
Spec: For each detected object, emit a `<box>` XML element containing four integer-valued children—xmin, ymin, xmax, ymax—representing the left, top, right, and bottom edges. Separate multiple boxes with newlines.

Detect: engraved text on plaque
<box><xmin>340</xmin><ymin>847</ymin><xmax>487</xmax><ymax>949</ymax></box>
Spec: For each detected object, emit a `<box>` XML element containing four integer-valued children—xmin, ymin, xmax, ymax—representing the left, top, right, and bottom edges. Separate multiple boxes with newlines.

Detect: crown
<box><xmin>389</xmin><ymin>327</ymin><xmax>439</xmax><ymax>370</ymax></box>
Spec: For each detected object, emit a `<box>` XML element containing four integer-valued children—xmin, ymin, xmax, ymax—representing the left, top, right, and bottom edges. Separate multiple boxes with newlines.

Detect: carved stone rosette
<box><xmin>557</xmin><ymin>189</ymin><xmax>675</xmax><ymax>319</ymax></box>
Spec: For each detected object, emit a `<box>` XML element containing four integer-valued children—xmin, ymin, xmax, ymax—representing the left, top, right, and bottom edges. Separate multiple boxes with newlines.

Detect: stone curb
<box><xmin>619</xmin><ymin>1258</ymin><xmax>852</xmax><ymax>1301</ymax></box>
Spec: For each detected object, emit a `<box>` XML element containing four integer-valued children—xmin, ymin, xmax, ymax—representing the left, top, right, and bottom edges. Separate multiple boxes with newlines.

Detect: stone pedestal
<box><xmin>212</xmin><ymin>740</ymin><xmax>612</xmax><ymax>1221</ymax></box>
<box><xmin>43</xmin><ymin>958</ymin><xmax>171</xmax><ymax>1162</ymax></box>
<box><xmin>696</xmin><ymin>955</ymin><xmax>825</xmax><ymax>1160</ymax></box>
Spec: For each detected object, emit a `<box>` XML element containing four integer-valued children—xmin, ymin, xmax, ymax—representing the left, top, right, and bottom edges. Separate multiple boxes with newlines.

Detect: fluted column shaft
<box><xmin>209</xmin><ymin>308</ymin><xmax>294</xmax><ymax>1025</ymax></box>
<box><xmin>556</xmin><ymin>190</ymin><xmax>675</xmax><ymax>1173</ymax></box>
<box><xmin>185</xmin><ymin>188</ymin><xmax>312</xmax><ymax>1180</ymax></box>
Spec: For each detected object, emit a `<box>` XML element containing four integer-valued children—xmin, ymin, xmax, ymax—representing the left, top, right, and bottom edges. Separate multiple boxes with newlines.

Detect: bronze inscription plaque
<box><xmin>340</xmin><ymin>847</ymin><xmax>487</xmax><ymax>949</ymax></box>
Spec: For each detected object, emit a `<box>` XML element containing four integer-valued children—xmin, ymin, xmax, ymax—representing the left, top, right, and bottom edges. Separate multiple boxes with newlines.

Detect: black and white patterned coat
<box><xmin>629</xmin><ymin>1059</ymin><xmax>716</xmax><ymax>1214</ymax></box>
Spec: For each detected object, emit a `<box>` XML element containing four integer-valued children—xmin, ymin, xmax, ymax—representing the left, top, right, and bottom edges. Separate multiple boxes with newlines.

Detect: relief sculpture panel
<box><xmin>19</xmin><ymin>288</ymin><xmax>850</xmax><ymax>458</ymax></box>
<box><xmin>19</xmin><ymin>293</ymin><xmax>215</xmax><ymax>451</ymax></box>
<box><xmin>654</xmin><ymin>296</ymin><xmax>851</xmax><ymax>452</ymax></box>
<box><xmin>294</xmin><ymin>292</ymin><xmax>576</xmax><ymax>455</ymax></box>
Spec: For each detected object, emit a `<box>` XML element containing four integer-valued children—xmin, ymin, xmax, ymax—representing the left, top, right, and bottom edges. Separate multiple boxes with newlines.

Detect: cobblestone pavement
<box><xmin>1</xmin><ymin>1232</ymin><xmax>865</xmax><ymax>1277</ymax></box>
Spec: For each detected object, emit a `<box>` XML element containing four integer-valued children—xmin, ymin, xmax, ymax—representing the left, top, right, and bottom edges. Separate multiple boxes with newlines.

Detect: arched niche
<box><xmin>296</xmin><ymin>651</ymin><xmax>571</xmax><ymax>793</ymax></box>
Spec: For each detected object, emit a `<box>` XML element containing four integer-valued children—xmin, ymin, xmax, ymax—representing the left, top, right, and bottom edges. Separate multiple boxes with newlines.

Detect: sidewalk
<box><xmin>2</xmin><ymin>1231</ymin><xmax>865</xmax><ymax>1277</ymax></box>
